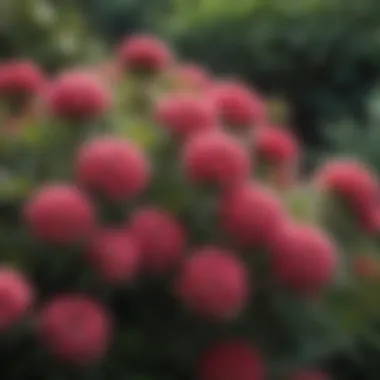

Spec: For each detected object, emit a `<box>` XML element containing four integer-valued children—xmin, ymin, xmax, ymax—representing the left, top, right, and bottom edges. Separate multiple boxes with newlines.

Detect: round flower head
<box><xmin>38</xmin><ymin>295</ymin><xmax>112</xmax><ymax>365</ymax></box>
<box><xmin>24</xmin><ymin>184</ymin><xmax>95</xmax><ymax>245</ymax></box>
<box><xmin>46</xmin><ymin>70</ymin><xmax>111</xmax><ymax>122</ymax></box>
<box><xmin>130</xmin><ymin>207</ymin><xmax>187</xmax><ymax>275</ymax></box>
<box><xmin>254</xmin><ymin>126</ymin><xmax>299</xmax><ymax>167</ymax></box>
<box><xmin>0</xmin><ymin>267</ymin><xmax>34</xmax><ymax>331</ymax></box>
<box><xmin>182</xmin><ymin>130</ymin><xmax>251</xmax><ymax>189</ymax></box>
<box><xmin>176</xmin><ymin>247</ymin><xmax>249</xmax><ymax>320</ymax></box>
<box><xmin>209</xmin><ymin>80</ymin><xmax>267</xmax><ymax>129</ymax></box>
<box><xmin>155</xmin><ymin>93</ymin><xmax>218</xmax><ymax>138</ymax></box>
<box><xmin>0</xmin><ymin>60</ymin><xmax>43</xmax><ymax>100</ymax></box>
<box><xmin>219</xmin><ymin>182</ymin><xmax>284</xmax><ymax>247</ymax></box>
<box><xmin>86</xmin><ymin>229</ymin><xmax>140</xmax><ymax>283</ymax></box>
<box><xmin>118</xmin><ymin>34</ymin><xmax>172</xmax><ymax>74</ymax></box>
<box><xmin>268</xmin><ymin>221</ymin><xmax>338</xmax><ymax>294</ymax></box>
<box><xmin>315</xmin><ymin>159</ymin><xmax>379</xmax><ymax>230</ymax></box>
<box><xmin>76</xmin><ymin>137</ymin><xmax>150</xmax><ymax>201</ymax></box>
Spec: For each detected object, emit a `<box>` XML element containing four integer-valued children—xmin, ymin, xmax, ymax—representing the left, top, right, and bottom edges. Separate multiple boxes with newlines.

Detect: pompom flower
<box><xmin>46</xmin><ymin>71</ymin><xmax>111</xmax><ymax>122</ymax></box>
<box><xmin>86</xmin><ymin>229</ymin><xmax>140</xmax><ymax>283</ymax></box>
<box><xmin>268</xmin><ymin>222</ymin><xmax>338</xmax><ymax>293</ymax></box>
<box><xmin>76</xmin><ymin>137</ymin><xmax>150</xmax><ymax>201</ymax></box>
<box><xmin>130</xmin><ymin>207</ymin><xmax>186</xmax><ymax>275</ymax></box>
<box><xmin>182</xmin><ymin>130</ymin><xmax>250</xmax><ymax>188</ymax></box>
<box><xmin>38</xmin><ymin>295</ymin><xmax>112</xmax><ymax>365</ymax></box>
<box><xmin>0</xmin><ymin>267</ymin><xmax>34</xmax><ymax>331</ymax></box>
<box><xmin>24</xmin><ymin>184</ymin><xmax>95</xmax><ymax>245</ymax></box>
<box><xmin>0</xmin><ymin>60</ymin><xmax>43</xmax><ymax>100</ymax></box>
<box><xmin>315</xmin><ymin>160</ymin><xmax>379</xmax><ymax>231</ymax></box>
<box><xmin>209</xmin><ymin>81</ymin><xmax>267</xmax><ymax>129</ymax></box>
<box><xmin>176</xmin><ymin>247</ymin><xmax>249</xmax><ymax>319</ymax></box>
<box><xmin>254</xmin><ymin>126</ymin><xmax>299</xmax><ymax>167</ymax></box>
<box><xmin>219</xmin><ymin>182</ymin><xmax>284</xmax><ymax>247</ymax></box>
<box><xmin>155</xmin><ymin>94</ymin><xmax>218</xmax><ymax>138</ymax></box>
<box><xmin>118</xmin><ymin>34</ymin><xmax>172</xmax><ymax>74</ymax></box>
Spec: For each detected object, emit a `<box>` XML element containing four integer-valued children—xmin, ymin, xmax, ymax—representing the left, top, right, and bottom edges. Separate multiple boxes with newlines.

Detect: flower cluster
<box><xmin>0</xmin><ymin>33</ymin><xmax>378</xmax><ymax>380</ymax></box>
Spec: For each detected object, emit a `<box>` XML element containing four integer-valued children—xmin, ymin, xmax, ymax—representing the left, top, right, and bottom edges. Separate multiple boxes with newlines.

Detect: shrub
<box><xmin>0</xmin><ymin>34</ymin><xmax>379</xmax><ymax>380</ymax></box>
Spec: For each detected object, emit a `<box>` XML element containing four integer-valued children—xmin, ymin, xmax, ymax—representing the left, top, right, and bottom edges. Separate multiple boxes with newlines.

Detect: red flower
<box><xmin>176</xmin><ymin>247</ymin><xmax>249</xmax><ymax>319</ymax></box>
<box><xmin>315</xmin><ymin>160</ymin><xmax>378</xmax><ymax>226</ymax></box>
<box><xmin>197</xmin><ymin>340</ymin><xmax>265</xmax><ymax>380</ymax></box>
<box><xmin>173</xmin><ymin>64</ymin><xmax>211</xmax><ymax>91</ymax></box>
<box><xmin>268</xmin><ymin>222</ymin><xmax>338</xmax><ymax>293</ymax></box>
<box><xmin>219</xmin><ymin>182</ymin><xmax>284</xmax><ymax>247</ymax></box>
<box><xmin>209</xmin><ymin>81</ymin><xmax>267</xmax><ymax>128</ymax></box>
<box><xmin>292</xmin><ymin>369</ymin><xmax>330</xmax><ymax>380</ymax></box>
<box><xmin>0</xmin><ymin>60</ymin><xmax>43</xmax><ymax>99</ymax></box>
<box><xmin>0</xmin><ymin>267</ymin><xmax>33</xmax><ymax>331</ymax></box>
<box><xmin>86</xmin><ymin>229</ymin><xmax>140</xmax><ymax>283</ymax></box>
<box><xmin>38</xmin><ymin>295</ymin><xmax>112</xmax><ymax>365</ymax></box>
<box><xmin>254</xmin><ymin>126</ymin><xmax>299</xmax><ymax>166</ymax></box>
<box><xmin>155</xmin><ymin>94</ymin><xmax>218</xmax><ymax>138</ymax></box>
<box><xmin>76</xmin><ymin>137</ymin><xmax>150</xmax><ymax>201</ymax></box>
<box><xmin>129</xmin><ymin>208</ymin><xmax>186</xmax><ymax>275</ymax></box>
<box><xmin>182</xmin><ymin>130</ymin><xmax>250</xmax><ymax>188</ymax></box>
<box><xmin>46</xmin><ymin>71</ymin><xmax>111</xmax><ymax>122</ymax></box>
<box><xmin>118</xmin><ymin>34</ymin><xmax>172</xmax><ymax>74</ymax></box>
<box><xmin>24</xmin><ymin>184</ymin><xmax>95</xmax><ymax>245</ymax></box>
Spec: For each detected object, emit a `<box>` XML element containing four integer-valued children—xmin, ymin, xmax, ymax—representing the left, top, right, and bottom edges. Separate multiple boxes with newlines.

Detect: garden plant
<box><xmin>0</xmin><ymin>34</ymin><xmax>379</xmax><ymax>380</ymax></box>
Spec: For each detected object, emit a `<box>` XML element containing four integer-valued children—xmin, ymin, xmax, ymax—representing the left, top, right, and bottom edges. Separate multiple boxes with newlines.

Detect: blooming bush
<box><xmin>0</xmin><ymin>34</ymin><xmax>379</xmax><ymax>380</ymax></box>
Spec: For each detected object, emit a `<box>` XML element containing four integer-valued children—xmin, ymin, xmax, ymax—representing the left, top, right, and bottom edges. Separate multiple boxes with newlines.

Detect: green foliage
<box><xmin>326</xmin><ymin>88</ymin><xmax>380</xmax><ymax>173</ymax></box>
<box><xmin>0</xmin><ymin>0</ymin><xmax>104</xmax><ymax>71</ymax></box>
<box><xmin>82</xmin><ymin>0</ymin><xmax>171</xmax><ymax>42</ymax></box>
<box><xmin>162</xmin><ymin>0</ymin><xmax>380</xmax><ymax>153</ymax></box>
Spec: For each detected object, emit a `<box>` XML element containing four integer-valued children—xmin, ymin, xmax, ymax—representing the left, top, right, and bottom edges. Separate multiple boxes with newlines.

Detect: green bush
<box><xmin>326</xmin><ymin>87</ymin><xmax>380</xmax><ymax>173</ymax></box>
<box><xmin>164</xmin><ymin>0</ymin><xmax>380</xmax><ymax>151</ymax></box>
